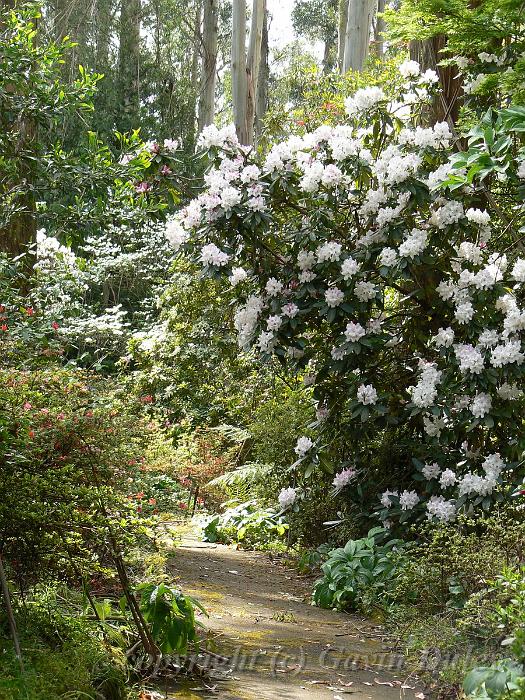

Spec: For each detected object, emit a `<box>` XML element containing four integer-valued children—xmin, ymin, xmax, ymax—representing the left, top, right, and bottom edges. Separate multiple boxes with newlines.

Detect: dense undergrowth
<box><xmin>3</xmin><ymin>2</ymin><xmax>525</xmax><ymax>700</ymax></box>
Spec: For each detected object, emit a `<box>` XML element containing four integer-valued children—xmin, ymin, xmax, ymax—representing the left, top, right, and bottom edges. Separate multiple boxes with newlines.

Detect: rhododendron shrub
<box><xmin>165</xmin><ymin>63</ymin><xmax>525</xmax><ymax>529</ymax></box>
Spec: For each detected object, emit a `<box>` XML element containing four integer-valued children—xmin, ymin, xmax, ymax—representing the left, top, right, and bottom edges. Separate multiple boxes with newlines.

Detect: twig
<box><xmin>0</xmin><ymin>553</ymin><xmax>24</xmax><ymax>672</ymax></box>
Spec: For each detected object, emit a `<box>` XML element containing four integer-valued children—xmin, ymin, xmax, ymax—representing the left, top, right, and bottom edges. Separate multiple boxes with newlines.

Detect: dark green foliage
<box><xmin>136</xmin><ymin>583</ymin><xmax>206</xmax><ymax>655</ymax></box>
<box><xmin>313</xmin><ymin>528</ymin><xmax>405</xmax><ymax>613</ymax></box>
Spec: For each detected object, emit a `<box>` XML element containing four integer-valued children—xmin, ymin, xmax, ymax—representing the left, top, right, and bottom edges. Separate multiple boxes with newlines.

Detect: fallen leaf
<box><xmin>374</xmin><ymin>678</ymin><xmax>394</xmax><ymax>687</ymax></box>
<box><xmin>415</xmin><ymin>693</ymin><xmax>426</xmax><ymax>699</ymax></box>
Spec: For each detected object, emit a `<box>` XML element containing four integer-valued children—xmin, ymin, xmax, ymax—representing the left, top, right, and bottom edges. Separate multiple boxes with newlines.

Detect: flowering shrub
<box><xmin>165</xmin><ymin>61</ymin><xmax>525</xmax><ymax>530</ymax></box>
<box><xmin>0</xmin><ymin>368</ymin><xmax>153</xmax><ymax>585</ymax></box>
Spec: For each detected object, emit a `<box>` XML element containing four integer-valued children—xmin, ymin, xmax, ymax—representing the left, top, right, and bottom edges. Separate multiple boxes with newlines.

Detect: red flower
<box><xmin>23</xmin><ymin>402</ymin><xmax>32</xmax><ymax>410</ymax></box>
<box><xmin>136</xmin><ymin>491</ymin><xmax>144</xmax><ymax>500</ymax></box>
<box><xmin>1</xmin><ymin>324</ymin><xmax>8</xmax><ymax>332</ymax></box>
<box><xmin>178</xmin><ymin>502</ymin><xmax>188</xmax><ymax>510</ymax></box>
<box><xmin>148</xmin><ymin>497</ymin><xmax>157</xmax><ymax>505</ymax></box>
<box><xmin>52</xmin><ymin>321</ymin><xmax>59</xmax><ymax>330</ymax></box>
<box><xmin>25</xmin><ymin>307</ymin><xmax>35</xmax><ymax>316</ymax></box>
<box><xmin>140</xmin><ymin>394</ymin><xmax>153</xmax><ymax>404</ymax></box>
<box><xmin>135</xmin><ymin>181</ymin><xmax>151</xmax><ymax>194</ymax></box>
<box><xmin>160</xmin><ymin>164</ymin><xmax>173</xmax><ymax>176</ymax></box>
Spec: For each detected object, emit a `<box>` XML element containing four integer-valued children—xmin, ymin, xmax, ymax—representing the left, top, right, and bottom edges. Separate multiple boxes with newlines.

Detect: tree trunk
<box><xmin>255</xmin><ymin>4</ymin><xmax>268</xmax><ymax>142</ymax></box>
<box><xmin>198</xmin><ymin>0</ymin><xmax>218</xmax><ymax>132</ymax></box>
<box><xmin>245</xmin><ymin>0</ymin><xmax>264</xmax><ymax>145</ymax></box>
<box><xmin>343</xmin><ymin>0</ymin><xmax>374</xmax><ymax>73</ymax></box>
<box><xmin>410</xmin><ymin>36</ymin><xmax>463</xmax><ymax>127</ymax></box>
<box><xmin>337</xmin><ymin>0</ymin><xmax>349</xmax><ymax>72</ymax></box>
<box><xmin>117</xmin><ymin>0</ymin><xmax>141</xmax><ymax>129</ymax></box>
<box><xmin>231</xmin><ymin>0</ymin><xmax>248</xmax><ymax>144</ymax></box>
<box><xmin>373</xmin><ymin>0</ymin><xmax>385</xmax><ymax>56</ymax></box>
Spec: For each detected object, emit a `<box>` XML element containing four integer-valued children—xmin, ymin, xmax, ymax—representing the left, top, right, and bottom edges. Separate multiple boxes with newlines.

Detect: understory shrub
<box><xmin>312</xmin><ymin>527</ymin><xmax>405</xmax><ymax>614</ymax></box>
<box><xmin>202</xmin><ymin>500</ymin><xmax>289</xmax><ymax>548</ymax></box>
<box><xmin>0</xmin><ymin>585</ymin><xmax>130</xmax><ymax>700</ymax></box>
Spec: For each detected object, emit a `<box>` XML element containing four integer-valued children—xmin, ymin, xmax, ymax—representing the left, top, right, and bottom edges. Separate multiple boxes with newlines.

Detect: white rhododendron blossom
<box><xmin>333</xmin><ymin>468</ymin><xmax>356</xmax><ymax>490</ymax></box>
<box><xmin>399</xmin><ymin>490</ymin><xmax>419</xmax><ymax>510</ymax></box>
<box><xmin>423</xmin><ymin>462</ymin><xmax>441</xmax><ymax>480</ymax></box>
<box><xmin>295</xmin><ymin>436</ymin><xmax>314</xmax><ymax>458</ymax></box>
<box><xmin>278</xmin><ymin>487</ymin><xmax>297</xmax><ymax>510</ymax></box>
<box><xmin>357</xmin><ymin>384</ymin><xmax>378</xmax><ymax>405</ymax></box>
<box><xmin>166</xmin><ymin>65</ymin><xmax>525</xmax><ymax>530</ymax></box>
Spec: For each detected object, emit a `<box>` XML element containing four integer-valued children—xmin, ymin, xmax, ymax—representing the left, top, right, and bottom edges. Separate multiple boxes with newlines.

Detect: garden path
<box><xmin>159</xmin><ymin>531</ymin><xmax>420</xmax><ymax>700</ymax></box>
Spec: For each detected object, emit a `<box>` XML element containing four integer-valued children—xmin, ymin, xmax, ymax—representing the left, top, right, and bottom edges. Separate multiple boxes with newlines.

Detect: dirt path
<box><xmin>161</xmin><ymin>532</ymin><xmax>419</xmax><ymax>700</ymax></box>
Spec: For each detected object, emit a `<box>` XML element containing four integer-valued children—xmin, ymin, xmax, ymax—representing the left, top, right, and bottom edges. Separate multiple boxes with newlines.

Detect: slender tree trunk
<box><xmin>198</xmin><ymin>0</ymin><xmax>218</xmax><ymax>132</ymax></box>
<box><xmin>188</xmin><ymin>0</ymin><xmax>203</xmax><ymax>144</ymax></box>
<box><xmin>255</xmin><ymin>4</ymin><xmax>268</xmax><ymax>142</ymax></box>
<box><xmin>245</xmin><ymin>0</ymin><xmax>264</xmax><ymax>145</ymax></box>
<box><xmin>373</xmin><ymin>0</ymin><xmax>385</xmax><ymax>56</ymax></box>
<box><xmin>231</xmin><ymin>0</ymin><xmax>248</xmax><ymax>143</ymax></box>
<box><xmin>337</xmin><ymin>0</ymin><xmax>349</xmax><ymax>72</ymax></box>
<box><xmin>117</xmin><ymin>0</ymin><xmax>141</xmax><ymax>129</ymax></box>
<box><xmin>343</xmin><ymin>0</ymin><xmax>375</xmax><ymax>73</ymax></box>
<box><xmin>0</xmin><ymin>554</ymin><xmax>24</xmax><ymax>672</ymax></box>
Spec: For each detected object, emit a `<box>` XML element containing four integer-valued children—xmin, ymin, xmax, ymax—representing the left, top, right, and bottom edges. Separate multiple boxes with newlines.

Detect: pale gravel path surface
<box><xmin>161</xmin><ymin>532</ymin><xmax>420</xmax><ymax>700</ymax></box>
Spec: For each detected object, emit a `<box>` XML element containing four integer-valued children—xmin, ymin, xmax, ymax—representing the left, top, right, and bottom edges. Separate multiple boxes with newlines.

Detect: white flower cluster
<box><xmin>409</xmin><ymin>361</ymin><xmax>441</xmax><ymax>408</ymax></box>
<box><xmin>332</xmin><ymin>467</ymin><xmax>356</xmax><ymax>490</ymax></box>
<box><xmin>278</xmin><ymin>487</ymin><xmax>296</xmax><ymax>510</ymax></box>
<box><xmin>174</xmin><ymin>62</ymin><xmax>525</xmax><ymax>529</ymax></box>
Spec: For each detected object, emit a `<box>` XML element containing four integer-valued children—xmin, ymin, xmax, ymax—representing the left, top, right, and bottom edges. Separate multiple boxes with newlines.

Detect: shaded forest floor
<box><xmin>155</xmin><ymin>530</ymin><xmax>421</xmax><ymax>700</ymax></box>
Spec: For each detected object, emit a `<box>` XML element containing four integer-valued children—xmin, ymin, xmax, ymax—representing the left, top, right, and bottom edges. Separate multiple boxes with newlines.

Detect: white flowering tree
<box><xmin>165</xmin><ymin>60</ymin><xmax>525</xmax><ymax>529</ymax></box>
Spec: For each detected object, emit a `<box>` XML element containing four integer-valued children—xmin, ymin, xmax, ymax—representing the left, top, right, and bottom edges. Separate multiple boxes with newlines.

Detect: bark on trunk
<box><xmin>343</xmin><ymin>0</ymin><xmax>374</xmax><ymax>73</ymax></box>
<box><xmin>373</xmin><ymin>0</ymin><xmax>385</xmax><ymax>56</ymax></box>
<box><xmin>245</xmin><ymin>0</ymin><xmax>265</xmax><ymax>146</ymax></box>
<box><xmin>410</xmin><ymin>36</ymin><xmax>463</xmax><ymax>127</ymax></box>
<box><xmin>255</xmin><ymin>5</ymin><xmax>268</xmax><ymax>142</ymax></box>
<box><xmin>231</xmin><ymin>0</ymin><xmax>248</xmax><ymax>143</ymax></box>
<box><xmin>198</xmin><ymin>0</ymin><xmax>218</xmax><ymax>132</ymax></box>
<box><xmin>337</xmin><ymin>0</ymin><xmax>349</xmax><ymax>72</ymax></box>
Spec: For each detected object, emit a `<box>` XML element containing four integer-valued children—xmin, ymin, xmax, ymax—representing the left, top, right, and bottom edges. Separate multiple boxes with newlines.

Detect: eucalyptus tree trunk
<box><xmin>245</xmin><ymin>0</ymin><xmax>265</xmax><ymax>145</ymax></box>
<box><xmin>337</xmin><ymin>0</ymin><xmax>349</xmax><ymax>72</ymax></box>
<box><xmin>198</xmin><ymin>0</ymin><xmax>219</xmax><ymax>132</ymax></box>
<box><xmin>254</xmin><ymin>4</ymin><xmax>268</xmax><ymax>142</ymax></box>
<box><xmin>343</xmin><ymin>0</ymin><xmax>375</xmax><ymax>73</ymax></box>
<box><xmin>231</xmin><ymin>0</ymin><xmax>247</xmax><ymax>143</ymax></box>
<box><xmin>118</xmin><ymin>0</ymin><xmax>141</xmax><ymax>129</ymax></box>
